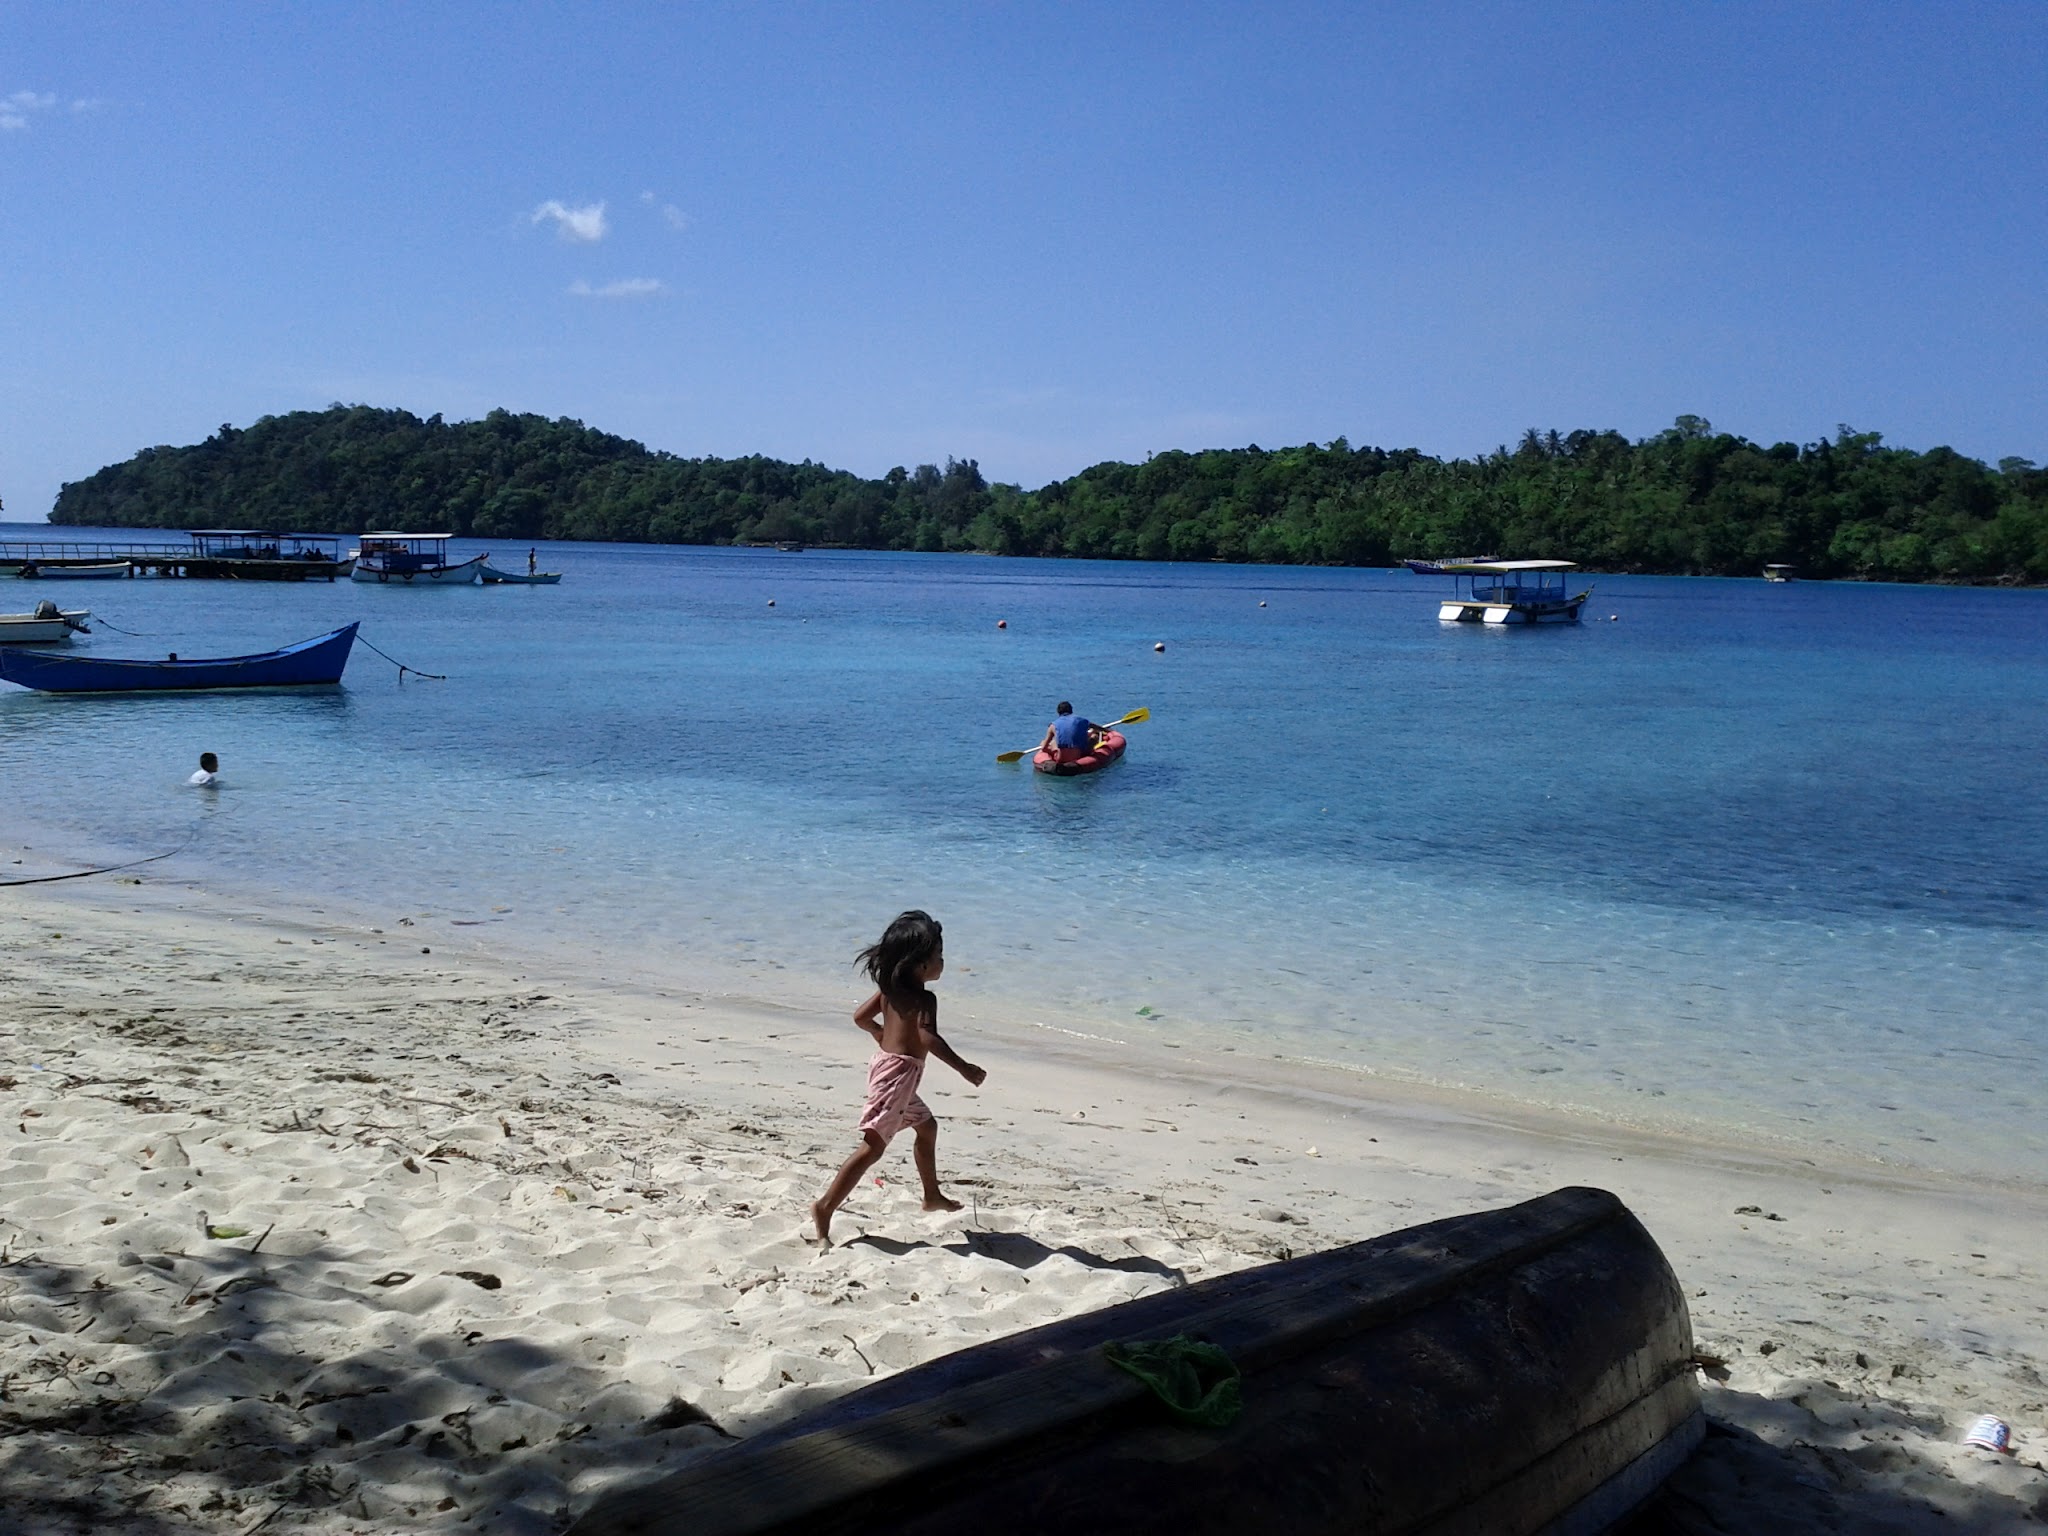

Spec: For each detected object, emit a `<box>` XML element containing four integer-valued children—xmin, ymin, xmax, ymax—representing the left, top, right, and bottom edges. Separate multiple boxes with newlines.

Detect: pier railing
<box><xmin>1</xmin><ymin>539</ymin><xmax>193</xmax><ymax>560</ymax></box>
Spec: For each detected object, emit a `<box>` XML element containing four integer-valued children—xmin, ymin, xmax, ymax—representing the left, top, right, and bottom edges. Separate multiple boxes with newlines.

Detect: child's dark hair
<box><xmin>856</xmin><ymin>909</ymin><xmax>943</xmax><ymax>1008</ymax></box>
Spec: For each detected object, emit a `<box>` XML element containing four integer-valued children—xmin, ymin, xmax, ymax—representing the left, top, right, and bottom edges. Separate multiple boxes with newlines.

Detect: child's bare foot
<box><xmin>810</xmin><ymin>1198</ymin><xmax>835</xmax><ymax>1246</ymax></box>
<box><xmin>922</xmin><ymin>1194</ymin><xmax>963</xmax><ymax>1213</ymax></box>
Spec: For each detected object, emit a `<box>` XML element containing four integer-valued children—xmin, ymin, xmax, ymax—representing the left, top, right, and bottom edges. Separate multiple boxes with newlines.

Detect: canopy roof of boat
<box><xmin>1439</xmin><ymin>559</ymin><xmax>1578</xmax><ymax>573</ymax></box>
<box><xmin>361</xmin><ymin>532</ymin><xmax>454</xmax><ymax>541</ymax></box>
<box><xmin>187</xmin><ymin>528</ymin><xmax>343</xmax><ymax>542</ymax></box>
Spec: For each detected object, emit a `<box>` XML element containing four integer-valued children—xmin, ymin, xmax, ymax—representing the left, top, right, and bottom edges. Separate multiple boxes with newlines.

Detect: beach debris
<box><xmin>205</xmin><ymin>1223</ymin><xmax>253</xmax><ymax>1240</ymax></box>
<box><xmin>1963</xmin><ymin>1415</ymin><xmax>2013</xmax><ymax>1453</ymax></box>
<box><xmin>370</xmin><ymin>1270</ymin><xmax>414</xmax><ymax>1287</ymax></box>
<box><xmin>443</xmin><ymin>1270</ymin><xmax>503</xmax><ymax>1290</ymax></box>
<box><xmin>1733</xmin><ymin>1204</ymin><xmax>1786</xmax><ymax>1221</ymax></box>
<box><xmin>646</xmin><ymin>1396</ymin><xmax>736</xmax><ymax>1438</ymax></box>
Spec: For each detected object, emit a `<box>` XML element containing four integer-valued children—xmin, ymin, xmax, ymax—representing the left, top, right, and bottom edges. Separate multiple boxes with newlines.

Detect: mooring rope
<box><xmin>356</xmin><ymin>635</ymin><xmax>447</xmax><ymax>681</ymax></box>
<box><xmin>82</xmin><ymin>612</ymin><xmax>151</xmax><ymax>636</ymax></box>
<box><xmin>0</xmin><ymin>820</ymin><xmax>203</xmax><ymax>888</ymax></box>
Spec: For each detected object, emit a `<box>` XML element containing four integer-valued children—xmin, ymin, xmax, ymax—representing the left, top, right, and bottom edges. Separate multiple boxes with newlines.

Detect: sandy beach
<box><xmin>2</xmin><ymin>872</ymin><xmax>2044</xmax><ymax>1535</ymax></box>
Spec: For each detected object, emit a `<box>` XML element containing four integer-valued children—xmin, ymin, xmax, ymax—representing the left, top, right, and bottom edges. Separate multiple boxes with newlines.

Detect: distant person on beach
<box><xmin>186</xmin><ymin>751</ymin><xmax>220</xmax><ymax>788</ymax></box>
<box><xmin>812</xmin><ymin>910</ymin><xmax>985</xmax><ymax>1245</ymax></box>
<box><xmin>1037</xmin><ymin>701</ymin><xmax>1103</xmax><ymax>765</ymax></box>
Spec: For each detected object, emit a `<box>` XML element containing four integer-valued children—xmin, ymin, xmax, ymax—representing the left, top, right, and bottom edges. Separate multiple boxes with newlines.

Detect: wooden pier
<box><xmin>2</xmin><ymin>535</ymin><xmax>354</xmax><ymax>581</ymax></box>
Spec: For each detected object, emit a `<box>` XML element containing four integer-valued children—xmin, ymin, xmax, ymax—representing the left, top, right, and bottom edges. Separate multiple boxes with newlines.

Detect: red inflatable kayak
<box><xmin>1033</xmin><ymin>728</ymin><xmax>1127</xmax><ymax>776</ymax></box>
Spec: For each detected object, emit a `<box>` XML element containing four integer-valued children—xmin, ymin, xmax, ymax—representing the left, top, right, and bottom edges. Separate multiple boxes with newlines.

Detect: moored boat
<box><xmin>181</xmin><ymin>530</ymin><xmax>355</xmax><ymax>581</ymax></box>
<box><xmin>568</xmin><ymin>1186</ymin><xmax>1704</xmax><ymax>1536</ymax></box>
<box><xmin>1033</xmin><ymin>727</ymin><xmax>1126</xmax><ymax>776</ymax></box>
<box><xmin>18</xmin><ymin>561</ymin><xmax>131</xmax><ymax>579</ymax></box>
<box><xmin>0</xmin><ymin>623</ymin><xmax>358</xmax><ymax>693</ymax></box>
<box><xmin>479</xmin><ymin>560</ymin><xmax>563</xmax><ymax>584</ymax></box>
<box><xmin>0</xmin><ymin>603</ymin><xmax>92</xmax><ymax>644</ymax></box>
<box><xmin>1434</xmin><ymin>560</ymin><xmax>1592</xmax><ymax>624</ymax></box>
<box><xmin>1763</xmin><ymin>564</ymin><xmax>1796</xmax><ymax>582</ymax></box>
<box><xmin>350</xmin><ymin>533</ymin><xmax>483</xmax><ymax>584</ymax></box>
<box><xmin>1402</xmin><ymin>553</ymin><xmax>1498</xmax><ymax>575</ymax></box>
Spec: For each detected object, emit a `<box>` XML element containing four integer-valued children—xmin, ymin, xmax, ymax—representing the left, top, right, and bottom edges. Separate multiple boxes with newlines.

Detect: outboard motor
<box><xmin>33</xmin><ymin>599</ymin><xmax>59</xmax><ymax>619</ymax></box>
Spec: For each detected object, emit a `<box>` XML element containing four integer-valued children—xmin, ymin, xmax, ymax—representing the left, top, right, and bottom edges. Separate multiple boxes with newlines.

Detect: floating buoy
<box><xmin>1153</xmin><ymin>642</ymin><xmax>1166</xmax><ymax>652</ymax></box>
<box><xmin>996</xmin><ymin>619</ymin><xmax>1007</xmax><ymax>629</ymax></box>
<box><xmin>767</xmin><ymin>599</ymin><xmax>776</xmax><ymax>607</ymax></box>
<box><xmin>1259</xmin><ymin>600</ymin><xmax>1267</xmax><ymax>607</ymax></box>
<box><xmin>1608</xmin><ymin>614</ymin><xmax>1618</xmax><ymax>622</ymax></box>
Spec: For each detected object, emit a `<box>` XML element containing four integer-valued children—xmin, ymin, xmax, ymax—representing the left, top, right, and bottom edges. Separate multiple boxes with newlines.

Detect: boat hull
<box><xmin>0</xmin><ymin>623</ymin><xmax>358</xmax><ymax>693</ymax></box>
<box><xmin>479</xmin><ymin>566</ymin><xmax>562</xmax><ymax>584</ymax></box>
<box><xmin>19</xmin><ymin>562</ymin><xmax>131</xmax><ymax>579</ymax></box>
<box><xmin>1440</xmin><ymin>590</ymin><xmax>1591</xmax><ymax>624</ymax></box>
<box><xmin>351</xmin><ymin>555</ymin><xmax>483</xmax><ymax>584</ymax></box>
<box><xmin>570</xmin><ymin>1186</ymin><xmax>1701</xmax><ymax>1536</ymax></box>
<box><xmin>1033</xmin><ymin>727</ymin><xmax>1127</xmax><ymax>775</ymax></box>
<box><xmin>180</xmin><ymin>557</ymin><xmax>355</xmax><ymax>581</ymax></box>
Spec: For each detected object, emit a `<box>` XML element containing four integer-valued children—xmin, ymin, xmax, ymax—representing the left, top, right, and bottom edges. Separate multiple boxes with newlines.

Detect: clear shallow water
<box><xmin>5</xmin><ymin>524</ymin><xmax>2045</xmax><ymax>1183</ymax></box>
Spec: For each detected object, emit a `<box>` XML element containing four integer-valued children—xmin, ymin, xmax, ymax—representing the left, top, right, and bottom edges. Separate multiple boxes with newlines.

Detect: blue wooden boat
<box><xmin>0</xmin><ymin>623</ymin><xmax>358</xmax><ymax>693</ymax></box>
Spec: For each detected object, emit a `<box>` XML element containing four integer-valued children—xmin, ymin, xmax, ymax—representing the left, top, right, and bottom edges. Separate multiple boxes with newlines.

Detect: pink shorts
<box><xmin>858</xmin><ymin>1050</ymin><xmax>933</xmax><ymax>1143</ymax></box>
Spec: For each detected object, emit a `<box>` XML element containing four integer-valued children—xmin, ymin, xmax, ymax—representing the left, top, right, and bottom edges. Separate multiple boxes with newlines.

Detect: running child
<box><xmin>812</xmin><ymin>910</ymin><xmax>986</xmax><ymax>1245</ymax></box>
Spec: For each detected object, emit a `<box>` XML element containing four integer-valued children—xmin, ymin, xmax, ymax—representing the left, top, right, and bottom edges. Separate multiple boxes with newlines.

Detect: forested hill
<box><xmin>50</xmin><ymin>405</ymin><xmax>2048</xmax><ymax>583</ymax></box>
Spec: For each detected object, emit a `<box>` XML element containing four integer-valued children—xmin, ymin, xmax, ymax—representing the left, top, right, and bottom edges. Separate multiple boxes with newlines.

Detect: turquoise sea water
<box><xmin>5</xmin><ymin>523</ymin><xmax>2045</xmax><ymax>1185</ymax></box>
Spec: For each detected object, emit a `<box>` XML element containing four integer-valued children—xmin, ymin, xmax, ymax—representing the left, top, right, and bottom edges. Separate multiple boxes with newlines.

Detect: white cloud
<box><xmin>531</xmin><ymin>199</ymin><xmax>608</xmax><ymax>242</ymax></box>
<box><xmin>568</xmin><ymin>277</ymin><xmax>666</xmax><ymax>300</ymax></box>
<box><xmin>3</xmin><ymin>90</ymin><xmax>57</xmax><ymax>131</ymax></box>
<box><xmin>639</xmin><ymin>190</ymin><xmax>689</xmax><ymax>230</ymax></box>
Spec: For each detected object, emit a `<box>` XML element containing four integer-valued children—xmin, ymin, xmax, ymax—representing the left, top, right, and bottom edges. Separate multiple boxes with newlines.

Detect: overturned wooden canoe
<box><xmin>570</xmin><ymin>1186</ymin><xmax>1702</xmax><ymax>1536</ymax></box>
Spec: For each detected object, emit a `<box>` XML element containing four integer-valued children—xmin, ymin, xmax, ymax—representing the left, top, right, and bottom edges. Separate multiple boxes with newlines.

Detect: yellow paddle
<box><xmin>997</xmin><ymin>708</ymin><xmax>1149</xmax><ymax>763</ymax></box>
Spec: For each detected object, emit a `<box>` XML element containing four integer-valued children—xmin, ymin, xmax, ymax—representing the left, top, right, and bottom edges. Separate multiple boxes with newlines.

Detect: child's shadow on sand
<box><xmin>844</xmin><ymin>1229</ymin><xmax>1184</xmax><ymax>1284</ymax></box>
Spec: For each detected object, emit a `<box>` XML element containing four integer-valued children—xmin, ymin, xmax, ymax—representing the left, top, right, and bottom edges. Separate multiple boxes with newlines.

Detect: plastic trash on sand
<box><xmin>1963</xmin><ymin>1415</ymin><xmax>2012</xmax><ymax>1453</ymax></box>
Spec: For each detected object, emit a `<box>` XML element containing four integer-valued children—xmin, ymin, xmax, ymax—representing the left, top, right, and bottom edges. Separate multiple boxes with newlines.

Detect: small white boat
<box><xmin>1763</xmin><ymin>564</ymin><xmax>1796</xmax><ymax>582</ymax></box>
<box><xmin>0</xmin><ymin>602</ymin><xmax>91</xmax><ymax>643</ymax></box>
<box><xmin>1435</xmin><ymin>560</ymin><xmax>1592</xmax><ymax>625</ymax></box>
<box><xmin>349</xmin><ymin>533</ymin><xmax>483</xmax><ymax>585</ymax></box>
<box><xmin>19</xmin><ymin>561</ymin><xmax>131</xmax><ymax>580</ymax></box>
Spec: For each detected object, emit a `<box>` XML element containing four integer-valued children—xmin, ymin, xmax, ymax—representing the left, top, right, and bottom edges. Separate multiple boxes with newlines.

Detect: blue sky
<box><xmin>3</xmin><ymin>2</ymin><xmax>2043</xmax><ymax>519</ymax></box>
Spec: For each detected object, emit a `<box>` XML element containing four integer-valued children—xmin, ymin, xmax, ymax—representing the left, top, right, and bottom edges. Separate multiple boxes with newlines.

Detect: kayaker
<box><xmin>1038</xmin><ymin>701</ymin><xmax>1104</xmax><ymax>766</ymax></box>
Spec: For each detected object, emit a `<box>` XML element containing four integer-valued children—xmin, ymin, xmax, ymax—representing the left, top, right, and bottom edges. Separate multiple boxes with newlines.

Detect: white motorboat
<box><xmin>0</xmin><ymin>602</ymin><xmax>92</xmax><ymax>643</ymax></box>
<box><xmin>349</xmin><ymin>533</ymin><xmax>483</xmax><ymax>584</ymax></box>
<box><xmin>1434</xmin><ymin>560</ymin><xmax>1592</xmax><ymax>625</ymax></box>
<box><xmin>1763</xmin><ymin>564</ymin><xmax>1796</xmax><ymax>582</ymax></box>
<box><xmin>18</xmin><ymin>561</ymin><xmax>131</xmax><ymax>579</ymax></box>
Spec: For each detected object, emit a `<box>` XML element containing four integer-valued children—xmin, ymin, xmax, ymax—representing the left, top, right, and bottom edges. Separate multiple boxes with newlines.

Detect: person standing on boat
<box><xmin>1037</xmin><ymin>701</ymin><xmax>1104</xmax><ymax>766</ymax></box>
<box><xmin>527</xmin><ymin>548</ymin><xmax>537</xmax><ymax>576</ymax></box>
<box><xmin>186</xmin><ymin>751</ymin><xmax>220</xmax><ymax>788</ymax></box>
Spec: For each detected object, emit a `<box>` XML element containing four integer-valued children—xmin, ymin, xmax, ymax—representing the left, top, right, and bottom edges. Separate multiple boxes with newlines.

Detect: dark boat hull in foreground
<box><xmin>0</xmin><ymin>623</ymin><xmax>359</xmax><ymax>693</ymax></box>
<box><xmin>570</xmin><ymin>1186</ymin><xmax>1703</xmax><ymax>1536</ymax></box>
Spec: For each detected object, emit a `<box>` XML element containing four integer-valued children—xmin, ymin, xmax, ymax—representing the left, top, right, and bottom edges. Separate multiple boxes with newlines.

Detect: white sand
<box><xmin>2</xmin><ymin>876</ymin><xmax>2044</xmax><ymax>1535</ymax></box>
